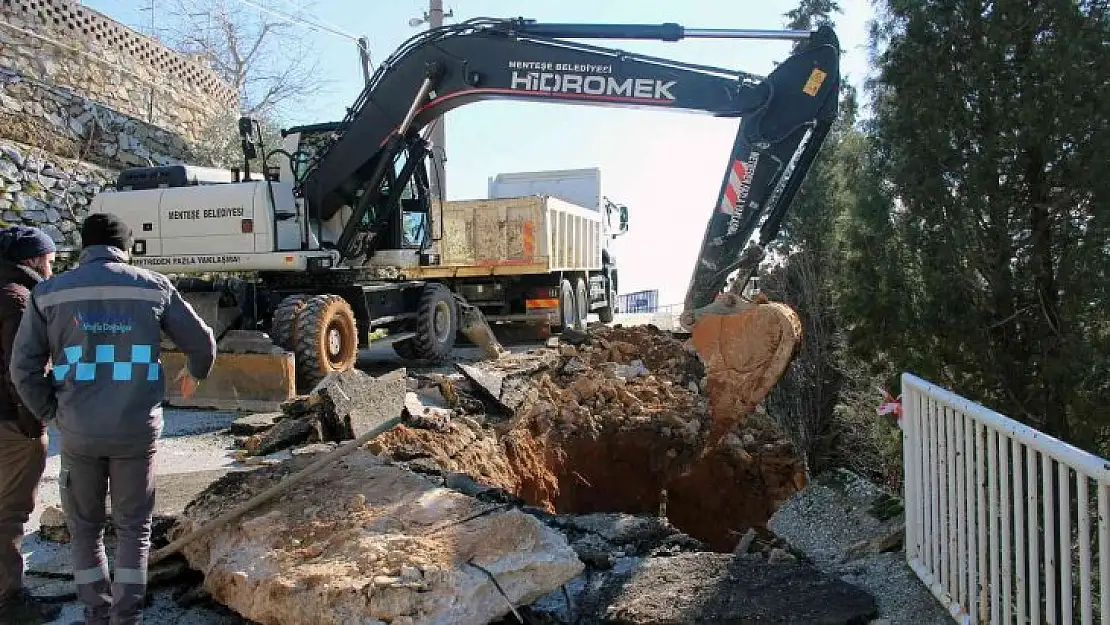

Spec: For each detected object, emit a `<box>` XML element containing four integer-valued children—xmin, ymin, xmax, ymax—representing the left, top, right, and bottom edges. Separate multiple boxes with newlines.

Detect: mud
<box><xmin>371</xmin><ymin>324</ymin><xmax>807</xmax><ymax>552</ymax></box>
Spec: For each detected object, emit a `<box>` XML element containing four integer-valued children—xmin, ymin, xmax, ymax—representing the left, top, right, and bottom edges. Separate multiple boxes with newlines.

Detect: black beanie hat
<box><xmin>0</xmin><ymin>225</ymin><xmax>56</xmax><ymax>262</ymax></box>
<box><xmin>81</xmin><ymin>213</ymin><xmax>133</xmax><ymax>252</ymax></box>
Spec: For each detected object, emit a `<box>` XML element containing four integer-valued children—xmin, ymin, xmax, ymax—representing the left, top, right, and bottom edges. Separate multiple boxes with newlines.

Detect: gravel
<box><xmin>767</xmin><ymin>468</ymin><xmax>952</xmax><ymax>625</ymax></box>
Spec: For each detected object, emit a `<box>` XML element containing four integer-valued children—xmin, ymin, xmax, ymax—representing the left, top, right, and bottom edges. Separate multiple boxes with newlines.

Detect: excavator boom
<box><xmin>293</xmin><ymin>17</ymin><xmax>840</xmax><ymax>322</ymax></box>
<box><xmin>286</xmin><ymin>18</ymin><xmax>840</xmax><ymax>438</ymax></box>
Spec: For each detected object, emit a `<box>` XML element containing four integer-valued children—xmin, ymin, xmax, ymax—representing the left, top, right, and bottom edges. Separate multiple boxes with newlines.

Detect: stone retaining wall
<box><xmin>0</xmin><ymin>67</ymin><xmax>198</xmax><ymax>170</ymax></box>
<box><xmin>0</xmin><ymin>0</ymin><xmax>236</xmax><ymax>145</ymax></box>
<box><xmin>0</xmin><ymin>0</ymin><xmax>240</xmax><ymax>255</ymax></box>
<box><xmin>0</xmin><ymin>137</ymin><xmax>114</xmax><ymax>254</ymax></box>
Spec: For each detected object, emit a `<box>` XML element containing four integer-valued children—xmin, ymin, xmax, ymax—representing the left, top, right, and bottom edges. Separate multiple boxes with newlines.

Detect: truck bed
<box><xmin>407</xmin><ymin>195</ymin><xmax>603</xmax><ymax>278</ymax></box>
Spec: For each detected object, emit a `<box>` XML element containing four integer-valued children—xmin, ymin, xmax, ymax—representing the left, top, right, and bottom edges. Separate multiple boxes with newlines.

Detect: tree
<box><xmin>155</xmin><ymin>0</ymin><xmax>331</xmax><ymax>120</ymax></box>
<box><xmin>150</xmin><ymin>0</ymin><xmax>334</xmax><ymax>168</ymax></box>
<box><xmin>865</xmin><ymin>0</ymin><xmax>1110</xmax><ymax>447</ymax></box>
<box><xmin>762</xmin><ymin>0</ymin><xmax>852</xmax><ymax>473</ymax></box>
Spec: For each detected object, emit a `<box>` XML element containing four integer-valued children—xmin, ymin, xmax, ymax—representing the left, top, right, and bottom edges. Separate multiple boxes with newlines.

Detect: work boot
<box><xmin>0</xmin><ymin>588</ymin><xmax>64</xmax><ymax>624</ymax></box>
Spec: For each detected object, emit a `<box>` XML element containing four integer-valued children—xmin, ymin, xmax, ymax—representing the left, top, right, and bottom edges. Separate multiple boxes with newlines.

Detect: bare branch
<box><xmin>153</xmin><ymin>0</ymin><xmax>334</xmax><ymax>122</ymax></box>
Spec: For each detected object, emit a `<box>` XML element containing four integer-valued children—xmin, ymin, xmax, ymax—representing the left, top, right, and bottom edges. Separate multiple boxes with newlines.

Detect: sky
<box><xmin>82</xmin><ymin>0</ymin><xmax>877</xmax><ymax>306</ymax></box>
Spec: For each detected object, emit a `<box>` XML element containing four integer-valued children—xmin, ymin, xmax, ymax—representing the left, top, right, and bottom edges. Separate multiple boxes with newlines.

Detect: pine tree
<box><xmin>866</xmin><ymin>0</ymin><xmax>1110</xmax><ymax>444</ymax></box>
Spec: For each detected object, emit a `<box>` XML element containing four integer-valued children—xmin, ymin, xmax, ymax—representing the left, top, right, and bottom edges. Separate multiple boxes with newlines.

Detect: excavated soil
<box><xmin>372</xmin><ymin>323</ymin><xmax>807</xmax><ymax>552</ymax></box>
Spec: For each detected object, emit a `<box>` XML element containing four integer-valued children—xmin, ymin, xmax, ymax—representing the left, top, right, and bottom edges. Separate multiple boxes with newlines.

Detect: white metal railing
<box><xmin>902</xmin><ymin>373</ymin><xmax>1110</xmax><ymax>625</ymax></box>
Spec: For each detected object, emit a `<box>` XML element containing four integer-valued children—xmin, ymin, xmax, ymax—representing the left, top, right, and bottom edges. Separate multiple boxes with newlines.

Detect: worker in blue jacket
<box><xmin>10</xmin><ymin>213</ymin><xmax>216</xmax><ymax>625</ymax></box>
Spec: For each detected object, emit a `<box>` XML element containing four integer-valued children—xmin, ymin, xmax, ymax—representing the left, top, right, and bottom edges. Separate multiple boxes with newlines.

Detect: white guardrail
<box><xmin>902</xmin><ymin>373</ymin><xmax>1110</xmax><ymax>625</ymax></box>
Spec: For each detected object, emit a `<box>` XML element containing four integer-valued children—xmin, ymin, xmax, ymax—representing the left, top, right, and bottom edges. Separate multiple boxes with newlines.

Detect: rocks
<box><xmin>233</xmin><ymin>369</ymin><xmax>413</xmax><ymax>458</ymax></box>
<box><xmin>38</xmin><ymin>505</ymin><xmax>69</xmax><ymax>543</ymax></box>
<box><xmin>176</xmin><ymin>450</ymin><xmax>585</xmax><ymax>625</ymax></box>
<box><xmin>296</xmin><ymin>368</ymin><xmax>408</xmax><ymax>440</ymax></box>
<box><xmin>229</xmin><ymin>412</ymin><xmax>283</xmax><ymax>435</ymax></box>
<box><xmin>244</xmin><ymin>416</ymin><xmax>314</xmax><ymax>457</ymax></box>
<box><xmin>0</xmin><ymin>135</ymin><xmax>114</xmax><ymax>248</ymax></box>
<box><xmin>38</xmin><ymin>506</ymin><xmax>177</xmax><ymax>550</ymax></box>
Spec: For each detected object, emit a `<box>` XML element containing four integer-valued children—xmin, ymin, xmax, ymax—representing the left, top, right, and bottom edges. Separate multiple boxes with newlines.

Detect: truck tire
<box><xmin>391</xmin><ymin>338</ymin><xmax>420</xmax><ymax>360</ymax></box>
<box><xmin>410</xmin><ymin>283</ymin><xmax>458</xmax><ymax>361</ymax></box>
<box><xmin>574</xmin><ymin>277</ymin><xmax>589</xmax><ymax>331</ymax></box>
<box><xmin>271</xmin><ymin>294</ymin><xmax>308</xmax><ymax>351</ymax></box>
<box><xmin>559</xmin><ymin>278</ymin><xmax>576</xmax><ymax>331</ymax></box>
<box><xmin>294</xmin><ymin>294</ymin><xmax>359</xmax><ymax>390</ymax></box>
<box><xmin>597</xmin><ymin>277</ymin><xmax>616</xmax><ymax>323</ymax></box>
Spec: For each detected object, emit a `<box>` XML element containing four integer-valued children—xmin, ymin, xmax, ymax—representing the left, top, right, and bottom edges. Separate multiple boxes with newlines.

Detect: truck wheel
<box><xmin>559</xmin><ymin>278</ymin><xmax>576</xmax><ymax>330</ymax></box>
<box><xmin>574</xmin><ymin>278</ymin><xmax>589</xmax><ymax>331</ymax></box>
<box><xmin>294</xmin><ymin>294</ymin><xmax>359</xmax><ymax>390</ymax></box>
<box><xmin>597</xmin><ymin>278</ymin><xmax>616</xmax><ymax>323</ymax></box>
<box><xmin>271</xmin><ymin>294</ymin><xmax>308</xmax><ymax>351</ymax></box>
<box><xmin>392</xmin><ymin>338</ymin><xmax>419</xmax><ymax>360</ymax></box>
<box><xmin>410</xmin><ymin>283</ymin><xmax>458</xmax><ymax>361</ymax></box>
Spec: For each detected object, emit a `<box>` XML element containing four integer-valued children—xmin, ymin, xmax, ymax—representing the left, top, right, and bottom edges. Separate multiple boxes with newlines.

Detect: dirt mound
<box><xmin>372</xmin><ymin>324</ymin><xmax>806</xmax><ymax>551</ymax></box>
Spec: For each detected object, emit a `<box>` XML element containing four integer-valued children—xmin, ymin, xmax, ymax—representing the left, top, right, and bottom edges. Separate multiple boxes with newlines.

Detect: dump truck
<box><xmin>404</xmin><ymin>167</ymin><xmax>627</xmax><ymax>340</ymax></box>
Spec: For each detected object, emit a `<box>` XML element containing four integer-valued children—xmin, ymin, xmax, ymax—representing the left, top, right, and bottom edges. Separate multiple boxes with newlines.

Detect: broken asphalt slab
<box><xmin>598</xmin><ymin>552</ymin><xmax>878</xmax><ymax>625</ymax></box>
<box><xmin>767</xmin><ymin>468</ymin><xmax>952</xmax><ymax>625</ymax></box>
<box><xmin>175</xmin><ymin>450</ymin><xmax>585</xmax><ymax>625</ymax></box>
<box><xmin>516</xmin><ymin>550</ymin><xmax>879</xmax><ymax>625</ymax></box>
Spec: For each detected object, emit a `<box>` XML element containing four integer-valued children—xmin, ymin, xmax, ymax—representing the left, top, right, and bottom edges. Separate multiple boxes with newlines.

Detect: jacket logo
<box><xmin>75</xmin><ymin>312</ymin><xmax>133</xmax><ymax>334</ymax></box>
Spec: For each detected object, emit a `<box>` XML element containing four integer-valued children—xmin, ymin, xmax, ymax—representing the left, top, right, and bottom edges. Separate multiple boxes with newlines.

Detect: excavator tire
<box><xmin>271</xmin><ymin>294</ymin><xmax>308</xmax><ymax>351</ymax></box>
<box><xmin>409</xmin><ymin>283</ymin><xmax>458</xmax><ymax>362</ymax></box>
<box><xmin>597</xmin><ymin>276</ymin><xmax>616</xmax><ymax>323</ymax></box>
<box><xmin>690</xmin><ymin>300</ymin><xmax>803</xmax><ymax>446</ymax></box>
<box><xmin>558</xmin><ymin>278</ymin><xmax>577</xmax><ymax>331</ymax></box>
<box><xmin>574</xmin><ymin>277</ymin><xmax>589</xmax><ymax>331</ymax></box>
<box><xmin>293</xmin><ymin>294</ymin><xmax>359</xmax><ymax>391</ymax></box>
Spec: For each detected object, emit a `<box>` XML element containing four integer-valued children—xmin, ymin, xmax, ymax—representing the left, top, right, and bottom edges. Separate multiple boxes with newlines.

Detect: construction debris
<box><xmin>229</xmin><ymin>412</ymin><xmax>283</xmax><ymax>435</ymax></box>
<box><xmin>372</xmin><ymin>324</ymin><xmax>806</xmax><ymax>551</ymax></box>
<box><xmin>175</xmin><ymin>323</ymin><xmax>876</xmax><ymax>624</ymax></box>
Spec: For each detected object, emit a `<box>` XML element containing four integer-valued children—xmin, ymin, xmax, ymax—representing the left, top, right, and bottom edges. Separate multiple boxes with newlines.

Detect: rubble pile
<box><xmin>373</xmin><ymin>324</ymin><xmax>807</xmax><ymax>551</ymax></box>
<box><xmin>173</xmin><ymin>323</ymin><xmax>885</xmax><ymax>624</ymax></box>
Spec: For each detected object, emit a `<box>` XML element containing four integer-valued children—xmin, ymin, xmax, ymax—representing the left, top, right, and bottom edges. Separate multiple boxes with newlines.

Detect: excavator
<box><xmin>89</xmin><ymin>16</ymin><xmax>840</xmax><ymax>421</ymax></box>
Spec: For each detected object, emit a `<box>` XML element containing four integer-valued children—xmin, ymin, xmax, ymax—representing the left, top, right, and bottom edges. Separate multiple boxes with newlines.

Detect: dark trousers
<box><xmin>0</xmin><ymin>420</ymin><xmax>47</xmax><ymax>603</ymax></box>
<box><xmin>60</xmin><ymin>440</ymin><xmax>155</xmax><ymax>625</ymax></box>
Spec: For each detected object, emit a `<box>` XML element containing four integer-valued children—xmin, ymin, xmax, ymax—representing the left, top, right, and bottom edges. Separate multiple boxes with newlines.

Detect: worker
<box><xmin>0</xmin><ymin>225</ymin><xmax>61</xmax><ymax>624</ymax></box>
<box><xmin>9</xmin><ymin>213</ymin><xmax>216</xmax><ymax>625</ymax></box>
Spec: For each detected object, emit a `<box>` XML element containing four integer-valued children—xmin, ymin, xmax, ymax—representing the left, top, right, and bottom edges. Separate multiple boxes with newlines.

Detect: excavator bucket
<box><xmin>690</xmin><ymin>296</ymin><xmax>801</xmax><ymax>445</ymax></box>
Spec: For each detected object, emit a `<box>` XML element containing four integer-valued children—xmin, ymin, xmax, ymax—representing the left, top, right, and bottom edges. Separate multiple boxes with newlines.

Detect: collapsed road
<box><xmin>25</xmin><ymin>323</ymin><xmax>947</xmax><ymax>624</ymax></box>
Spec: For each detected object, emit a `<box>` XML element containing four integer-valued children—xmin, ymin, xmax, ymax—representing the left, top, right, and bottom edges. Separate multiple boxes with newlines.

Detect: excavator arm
<box><xmin>291</xmin><ymin>18</ymin><xmax>840</xmax><ymax>438</ymax></box>
<box><xmin>295</xmin><ymin>17</ymin><xmax>840</xmax><ymax>319</ymax></box>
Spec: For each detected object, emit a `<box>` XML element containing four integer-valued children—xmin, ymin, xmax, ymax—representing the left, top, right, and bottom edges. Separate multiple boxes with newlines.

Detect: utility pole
<box><xmin>427</xmin><ymin>0</ymin><xmax>447</xmax><ymax>202</ymax></box>
<box><xmin>357</xmin><ymin>36</ymin><xmax>372</xmax><ymax>86</ymax></box>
